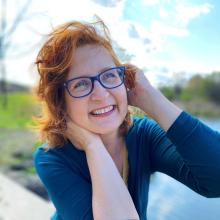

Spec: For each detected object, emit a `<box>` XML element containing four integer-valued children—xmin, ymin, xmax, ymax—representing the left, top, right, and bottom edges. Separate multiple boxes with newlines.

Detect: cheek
<box><xmin>65</xmin><ymin>96</ymin><xmax>88</xmax><ymax>123</ymax></box>
<box><xmin>121</xmin><ymin>86</ymin><xmax>128</xmax><ymax>104</ymax></box>
<box><xmin>117</xmin><ymin>86</ymin><xmax>128</xmax><ymax>112</ymax></box>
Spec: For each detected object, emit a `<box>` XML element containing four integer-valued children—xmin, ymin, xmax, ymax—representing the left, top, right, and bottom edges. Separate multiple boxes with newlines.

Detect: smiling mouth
<box><xmin>90</xmin><ymin>105</ymin><xmax>116</xmax><ymax>116</ymax></box>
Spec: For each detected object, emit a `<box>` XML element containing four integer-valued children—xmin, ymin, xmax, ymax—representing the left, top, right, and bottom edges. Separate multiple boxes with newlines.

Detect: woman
<box><xmin>33</xmin><ymin>19</ymin><xmax>220</xmax><ymax>220</ymax></box>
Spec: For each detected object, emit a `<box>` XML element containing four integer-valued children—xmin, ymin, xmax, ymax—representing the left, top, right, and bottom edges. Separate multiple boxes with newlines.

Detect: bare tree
<box><xmin>0</xmin><ymin>0</ymin><xmax>32</xmax><ymax>108</ymax></box>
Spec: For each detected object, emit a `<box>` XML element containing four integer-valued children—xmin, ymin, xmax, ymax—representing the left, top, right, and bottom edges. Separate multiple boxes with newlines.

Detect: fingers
<box><xmin>124</xmin><ymin>63</ymin><xmax>138</xmax><ymax>69</ymax></box>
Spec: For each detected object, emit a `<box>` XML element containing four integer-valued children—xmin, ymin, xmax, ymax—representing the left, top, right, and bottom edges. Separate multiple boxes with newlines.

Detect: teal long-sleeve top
<box><xmin>33</xmin><ymin>111</ymin><xmax>220</xmax><ymax>220</ymax></box>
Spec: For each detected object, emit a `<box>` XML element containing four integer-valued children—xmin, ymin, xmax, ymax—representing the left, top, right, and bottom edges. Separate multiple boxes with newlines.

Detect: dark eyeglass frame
<box><xmin>63</xmin><ymin>66</ymin><xmax>125</xmax><ymax>98</ymax></box>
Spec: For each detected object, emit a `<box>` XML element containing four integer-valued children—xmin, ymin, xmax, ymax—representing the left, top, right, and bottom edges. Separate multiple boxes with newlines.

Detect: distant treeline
<box><xmin>0</xmin><ymin>80</ymin><xmax>29</xmax><ymax>93</ymax></box>
<box><xmin>159</xmin><ymin>71</ymin><xmax>220</xmax><ymax>105</ymax></box>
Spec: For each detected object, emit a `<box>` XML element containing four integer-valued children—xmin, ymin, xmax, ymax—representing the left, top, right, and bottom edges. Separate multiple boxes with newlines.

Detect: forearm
<box><xmin>139</xmin><ymin>84</ymin><xmax>182</xmax><ymax>131</ymax></box>
<box><xmin>85</xmin><ymin>141</ymin><xmax>139</xmax><ymax>220</ymax></box>
<box><xmin>166</xmin><ymin>111</ymin><xmax>220</xmax><ymax>197</ymax></box>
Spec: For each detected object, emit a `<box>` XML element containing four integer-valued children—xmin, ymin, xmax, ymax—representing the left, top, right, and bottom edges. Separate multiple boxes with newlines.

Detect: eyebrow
<box><xmin>98</xmin><ymin>66</ymin><xmax>116</xmax><ymax>74</ymax></box>
<box><xmin>72</xmin><ymin>66</ymin><xmax>116</xmax><ymax>78</ymax></box>
<box><xmin>78</xmin><ymin>66</ymin><xmax>116</xmax><ymax>77</ymax></box>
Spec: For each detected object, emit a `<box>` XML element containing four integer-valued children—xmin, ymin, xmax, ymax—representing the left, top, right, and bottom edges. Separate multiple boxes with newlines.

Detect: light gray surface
<box><xmin>0</xmin><ymin>173</ymin><xmax>54</xmax><ymax>220</ymax></box>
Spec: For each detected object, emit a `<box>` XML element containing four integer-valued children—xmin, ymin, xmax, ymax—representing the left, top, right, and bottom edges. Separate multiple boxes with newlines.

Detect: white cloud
<box><xmin>110</xmin><ymin>20</ymin><xmax>160</xmax><ymax>58</ymax></box>
<box><xmin>91</xmin><ymin>0</ymin><xmax>123</xmax><ymax>7</ymax></box>
<box><xmin>143</xmin><ymin>0</ymin><xmax>160</xmax><ymax>6</ymax></box>
<box><xmin>169</xmin><ymin>59</ymin><xmax>219</xmax><ymax>74</ymax></box>
<box><xmin>175</xmin><ymin>3</ymin><xmax>213</xmax><ymax>27</ymax></box>
<box><xmin>45</xmin><ymin>0</ymin><xmax>126</xmax><ymax>25</ymax></box>
<box><xmin>143</xmin><ymin>0</ymin><xmax>175</xmax><ymax>6</ymax></box>
<box><xmin>159</xmin><ymin>7</ymin><xmax>169</xmax><ymax>19</ymax></box>
<box><xmin>150</xmin><ymin>2</ymin><xmax>213</xmax><ymax>38</ymax></box>
<box><xmin>151</xmin><ymin>20</ymin><xmax>189</xmax><ymax>37</ymax></box>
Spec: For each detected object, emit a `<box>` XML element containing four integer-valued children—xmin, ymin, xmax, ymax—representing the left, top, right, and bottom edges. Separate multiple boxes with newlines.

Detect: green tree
<box><xmin>0</xmin><ymin>0</ymin><xmax>32</xmax><ymax>108</ymax></box>
<box><xmin>159</xmin><ymin>86</ymin><xmax>176</xmax><ymax>100</ymax></box>
<box><xmin>180</xmin><ymin>74</ymin><xmax>206</xmax><ymax>101</ymax></box>
<box><xmin>205</xmin><ymin>72</ymin><xmax>220</xmax><ymax>104</ymax></box>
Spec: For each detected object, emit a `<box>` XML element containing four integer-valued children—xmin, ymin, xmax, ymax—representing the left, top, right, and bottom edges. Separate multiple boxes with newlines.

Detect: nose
<box><xmin>90</xmin><ymin>80</ymin><xmax>109</xmax><ymax>101</ymax></box>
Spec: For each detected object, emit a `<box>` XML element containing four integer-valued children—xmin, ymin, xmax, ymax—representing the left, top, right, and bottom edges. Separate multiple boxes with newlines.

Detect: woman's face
<box><xmin>65</xmin><ymin>45</ymin><xmax>128</xmax><ymax>135</ymax></box>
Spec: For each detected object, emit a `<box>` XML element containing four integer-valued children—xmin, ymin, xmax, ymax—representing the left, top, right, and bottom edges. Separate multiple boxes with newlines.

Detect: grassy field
<box><xmin>173</xmin><ymin>99</ymin><xmax>220</xmax><ymax>118</ymax></box>
<box><xmin>0</xmin><ymin>92</ymin><xmax>39</xmax><ymax>128</ymax></box>
<box><xmin>0</xmin><ymin>92</ymin><xmax>39</xmax><ymax>172</ymax></box>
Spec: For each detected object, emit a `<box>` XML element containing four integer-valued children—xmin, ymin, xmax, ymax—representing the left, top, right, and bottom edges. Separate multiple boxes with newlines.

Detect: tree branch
<box><xmin>5</xmin><ymin>0</ymin><xmax>32</xmax><ymax>38</ymax></box>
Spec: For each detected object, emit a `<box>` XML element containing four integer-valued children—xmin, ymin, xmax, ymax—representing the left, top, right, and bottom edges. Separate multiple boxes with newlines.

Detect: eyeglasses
<box><xmin>63</xmin><ymin>66</ymin><xmax>125</xmax><ymax>98</ymax></box>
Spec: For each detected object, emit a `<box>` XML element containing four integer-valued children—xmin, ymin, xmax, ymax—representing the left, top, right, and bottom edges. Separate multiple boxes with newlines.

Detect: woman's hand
<box><xmin>125</xmin><ymin>64</ymin><xmax>182</xmax><ymax>131</ymax></box>
<box><xmin>125</xmin><ymin>64</ymin><xmax>154</xmax><ymax>114</ymax></box>
<box><xmin>65</xmin><ymin>116</ymin><xmax>103</xmax><ymax>152</ymax></box>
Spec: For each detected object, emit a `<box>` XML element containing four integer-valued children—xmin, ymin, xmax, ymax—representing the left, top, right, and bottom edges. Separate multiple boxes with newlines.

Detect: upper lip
<box><xmin>90</xmin><ymin>105</ymin><xmax>115</xmax><ymax>112</ymax></box>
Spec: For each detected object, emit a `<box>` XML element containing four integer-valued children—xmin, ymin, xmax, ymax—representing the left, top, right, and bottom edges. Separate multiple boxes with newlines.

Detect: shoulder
<box><xmin>125</xmin><ymin>116</ymin><xmax>161</xmax><ymax>148</ymax></box>
<box><xmin>126</xmin><ymin>115</ymin><xmax>168</xmax><ymax>147</ymax></box>
<box><xmin>33</xmin><ymin>141</ymin><xmax>88</xmax><ymax>175</ymax></box>
<box><xmin>33</xmin><ymin>142</ymin><xmax>70</xmax><ymax>165</ymax></box>
<box><xmin>129</xmin><ymin>115</ymin><xmax>159</xmax><ymax>134</ymax></box>
<box><xmin>33</xmin><ymin>143</ymin><xmax>69</xmax><ymax>173</ymax></box>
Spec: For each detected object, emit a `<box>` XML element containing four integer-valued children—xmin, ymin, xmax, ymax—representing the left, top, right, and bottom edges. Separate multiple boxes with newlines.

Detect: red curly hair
<box><xmin>35</xmin><ymin>19</ymin><xmax>136</xmax><ymax>148</ymax></box>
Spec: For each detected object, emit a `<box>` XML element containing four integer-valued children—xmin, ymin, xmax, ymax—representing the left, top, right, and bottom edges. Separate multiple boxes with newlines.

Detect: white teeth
<box><xmin>91</xmin><ymin>105</ymin><xmax>114</xmax><ymax>115</ymax></box>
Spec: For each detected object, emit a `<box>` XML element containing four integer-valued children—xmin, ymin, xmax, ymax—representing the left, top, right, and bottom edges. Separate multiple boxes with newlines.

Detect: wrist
<box><xmin>137</xmin><ymin>85</ymin><xmax>160</xmax><ymax>118</ymax></box>
<box><xmin>142</xmin><ymin>87</ymin><xmax>183</xmax><ymax>130</ymax></box>
<box><xmin>85</xmin><ymin>139</ymin><xmax>104</xmax><ymax>154</ymax></box>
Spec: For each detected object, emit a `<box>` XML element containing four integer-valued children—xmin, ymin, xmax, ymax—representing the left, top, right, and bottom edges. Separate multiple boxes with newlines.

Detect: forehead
<box><xmin>69</xmin><ymin>45</ymin><xmax>115</xmax><ymax>78</ymax></box>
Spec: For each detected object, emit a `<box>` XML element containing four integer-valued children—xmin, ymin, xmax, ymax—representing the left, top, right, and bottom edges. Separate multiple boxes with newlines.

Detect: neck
<box><xmin>99</xmin><ymin>130</ymin><xmax>124</xmax><ymax>158</ymax></box>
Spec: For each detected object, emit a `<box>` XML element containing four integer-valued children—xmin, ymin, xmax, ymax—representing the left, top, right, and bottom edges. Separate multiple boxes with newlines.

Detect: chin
<box><xmin>88</xmin><ymin>121</ymin><xmax>122</xmax><ymax>135</ymax></box>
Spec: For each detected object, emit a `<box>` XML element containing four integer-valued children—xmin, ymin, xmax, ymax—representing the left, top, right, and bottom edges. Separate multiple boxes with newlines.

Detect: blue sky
<box><xmin>3</xmin><ymin>0</ymin><xmax>220</xmax><ymax>86</ymax></box>
<box><xmin>122</xmin><ymin>0</ymin><xmax>220</xmax><ymax>82</ymax></box>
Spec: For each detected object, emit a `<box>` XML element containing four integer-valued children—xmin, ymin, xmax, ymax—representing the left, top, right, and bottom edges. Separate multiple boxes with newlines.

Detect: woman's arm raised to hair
<box><xmin>127</xmin><ymin>65</ymin><xmax>182</xmax><ymax>130</ymax></box>
<box><xmin>85</xmin><ymin>140</ymin><xmax>139</xmax><ymax>220</ymax></box>
<box><xmin>135</xmin><ymin>83</ymin><xmax>182</xmax><ymax>131</ymax></box>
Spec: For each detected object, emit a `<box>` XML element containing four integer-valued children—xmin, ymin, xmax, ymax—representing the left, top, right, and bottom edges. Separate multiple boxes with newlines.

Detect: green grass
<box><xmin>0</xmin><ymin>92</ymin><xmax>40</xmax><ymax>169</ymax></box>
<box><xmin>129</xmin><ymin>106</ymin><xmax>146</xmax><ymax>117</ymax></box>
<box><xmin>173</xmin><ymin>100</ymin><xmax>220</xmax><ymax>118</ymax></box>
<box><xmin>0</xmin><ymin>127</ymin><xmax>37</xmax><ymax>165</ymax></box>
<box><xmin>0</xmin><ymin>92</ymin><xmax>39</xmax><ymax>128</ymax></box>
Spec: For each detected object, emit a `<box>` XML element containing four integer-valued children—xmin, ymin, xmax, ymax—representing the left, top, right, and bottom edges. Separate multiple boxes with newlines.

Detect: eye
<box><xmin>69</xmin><ymin>78</ymin><xmax>91</xmax><ymax>92</ymax></box>
<box><xmin>117</xmin><ymin>68</ymin><xmax>124</xmax><ymax>78</ymax></box>
<box><xmin>74</xmin><ymin>79</ymin><xmax>90</xmax><ymax>89</ymax></box>
<box><xmin>102</xmin><ymin>71</ymin><xmax>118</xmax><ymax>80</ymax></box>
